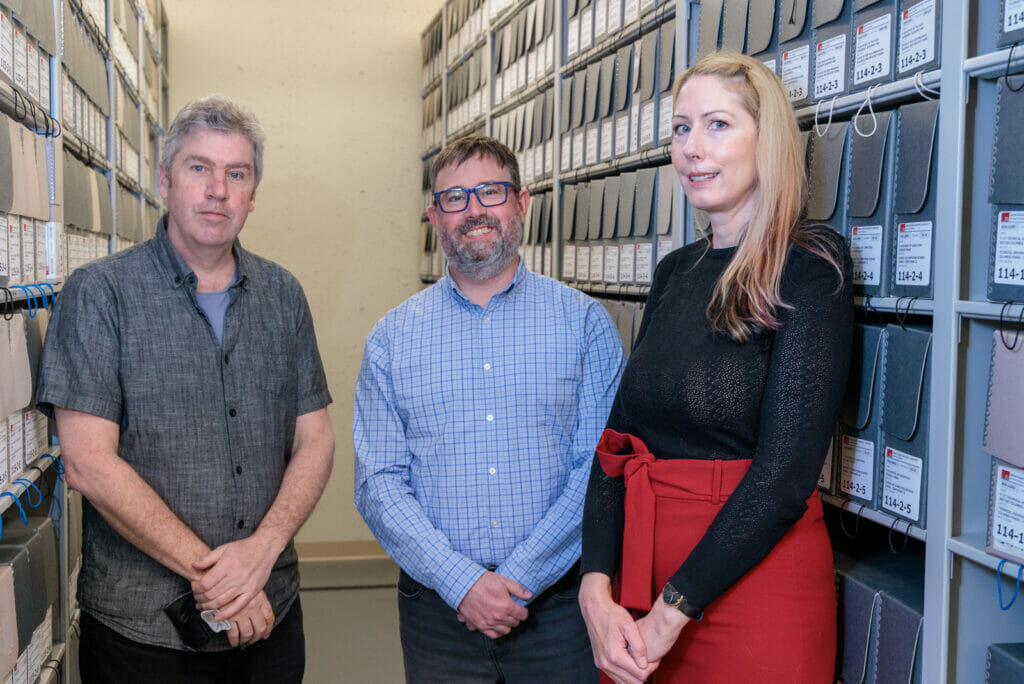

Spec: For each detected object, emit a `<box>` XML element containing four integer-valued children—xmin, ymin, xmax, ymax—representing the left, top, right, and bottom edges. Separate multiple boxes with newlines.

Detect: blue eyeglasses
<box><xmin>433</xmin><ymin>181</ymin><xmax>515</xmax><ymax>213</ymax></box>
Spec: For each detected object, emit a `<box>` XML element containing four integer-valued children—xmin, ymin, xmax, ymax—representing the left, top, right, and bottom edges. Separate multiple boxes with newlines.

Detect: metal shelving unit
<box><xmin>415</xmin><ymin>1</ymin><xmax>1024</xmax><ymax>679</ymax></box>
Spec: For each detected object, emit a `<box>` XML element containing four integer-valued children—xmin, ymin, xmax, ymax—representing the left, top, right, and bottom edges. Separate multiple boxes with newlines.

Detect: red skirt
<box><xmin>597</xmin><ymin>430</ymin><xmax>836</xmax><ymax>683</ymax></box>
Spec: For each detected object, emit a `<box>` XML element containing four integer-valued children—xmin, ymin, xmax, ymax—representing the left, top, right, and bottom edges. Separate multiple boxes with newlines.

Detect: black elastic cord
<box><xmin>999</xmin><ymin>301</ymin><xmax>1024</xmax><ymax>350</ymax></box>
<box><xmin>1006</xmin><ymin>42</ymin><xmax>1024</xmax><ymax>93</ymax></box>
<box><xmin>888</xmin><ymin>517</ymin><xmax>910</xmax><ymax>554</ymax></box>
<box><xmin>839</xmin><ymin>501</ymin><xmax>862</xmax><ymax>538</ymax></box>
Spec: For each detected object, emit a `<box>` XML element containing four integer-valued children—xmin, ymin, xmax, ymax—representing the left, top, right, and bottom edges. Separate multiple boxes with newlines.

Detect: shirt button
<box><xmin>229</xmin><ymin>408</ymin><xmax>237</xmax><ymax>417</ymax></box>
<box><xmin>483</xmin><ymin>317</ymin><xmax>490</xmax><ymax>324</ymax></box>
<box><xmin>486</xmin><ymin>414</ymin><xmax>494</xmax><ymax>422</ymax></box>
<box><xmin>491</xmin><ymin>521</ymin><xmax>499</xmax><ymax>528</ymax></box>
<box><xmin>237</xmin><ymin>520</ymin><xmax>244</xmax><ymax>529</ymax></box>
<box><xmin>235</xmin><ymin>466</ymin><xmax>243</xmax><ymax>474</ymax></box>
<box><xmin>484</xmin><ymin>363</ymin><xmax>491</xmax><ymax>370</ymax></box>
<box><xmin>489</xmin><ymin>467</ymin><xmax>496</xmax><ymax>475</ymax></box>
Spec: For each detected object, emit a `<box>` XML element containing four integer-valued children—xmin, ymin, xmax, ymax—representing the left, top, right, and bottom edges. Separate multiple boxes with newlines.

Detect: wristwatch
<box><xmin>662</xmin><ymin>581</ymin><xmax>702</xmax><ymax>619</ymax></box>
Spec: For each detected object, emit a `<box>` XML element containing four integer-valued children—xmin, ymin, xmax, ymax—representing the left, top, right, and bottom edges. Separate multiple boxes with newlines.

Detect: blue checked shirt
<box><xmin>354</xmin><ymin>262</ymin><xmax>624</xmax><ymax>611</ymax></box>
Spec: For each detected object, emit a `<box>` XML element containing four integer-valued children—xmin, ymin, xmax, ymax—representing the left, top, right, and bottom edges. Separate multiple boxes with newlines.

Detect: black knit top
<box><xmin>581</xmin><ymin>226</ymin><xmax>853</xmax><ymax>612</ymax></box>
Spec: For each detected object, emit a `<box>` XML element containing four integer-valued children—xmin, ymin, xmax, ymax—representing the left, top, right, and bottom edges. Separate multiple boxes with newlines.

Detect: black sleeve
<box><xmin>669</xmin><ymin>236</ymin><xmax>854</xmax><ymax>609</ymax></box>
<box><xmin>580</xmin><ymin>251</ymin><xmax>679</xmax><ymax>578</ymax></box>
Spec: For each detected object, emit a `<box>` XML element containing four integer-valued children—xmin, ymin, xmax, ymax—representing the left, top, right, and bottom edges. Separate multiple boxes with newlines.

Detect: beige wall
<box><xmin>164</xmin><ymin>1</ymin><xmax>438</xmax><ymax>542</ymax></box>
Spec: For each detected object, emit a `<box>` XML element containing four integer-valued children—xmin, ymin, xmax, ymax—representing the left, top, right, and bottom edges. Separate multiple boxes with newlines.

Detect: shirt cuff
<box><xmin>435</xmin><ymin>557</ymin><xmax>487</xmax><ymax>612</ymax></box>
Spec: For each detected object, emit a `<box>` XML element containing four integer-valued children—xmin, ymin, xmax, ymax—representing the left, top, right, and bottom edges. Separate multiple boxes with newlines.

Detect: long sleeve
<box><xmin>669</xmin><ymin>237</ymin><xmax>853</xmax><ymax>609</ymax></box>
<box><xmin>499</xmin><ymin>302</ymin><xmax>625</xmax><ymax>595</ymax></box>
<box><xmin>353</xmin><ymin>320</ymin><xmax>484</xmax><ymax>611</ymax></box>
<box><xmin>581</xmin><ymin>252</ymin><xmax>677</xmax><ymax>579</ymax></box>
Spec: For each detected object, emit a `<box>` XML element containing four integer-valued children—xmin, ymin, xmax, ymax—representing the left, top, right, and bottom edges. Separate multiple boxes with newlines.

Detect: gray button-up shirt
<box><xmin>36</xmin><ymin>218</ymin><xmax>331</xmax><ymax>649</ymax></box>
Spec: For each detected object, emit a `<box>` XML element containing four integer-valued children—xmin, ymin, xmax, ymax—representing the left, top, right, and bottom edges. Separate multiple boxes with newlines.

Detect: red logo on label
<box><xmin>886</xmin><ymin>448</ymin><xmax>893</xmax><ymax>458</ymax></box>
<box><xmin>784</xmin><ymin>51</ymin><xmax>789</xmax><ymax>59</ymax></box>
<box><xmin>858</xmin><ymin>25</ymin><xmax>864</xmax><ymax>34</ymax></box>
<box><xmin>903</xmin><ymin>9</ymin><xmax>909</xmax><ymax>18</ymax></box>
<box><xmin>1004</xmin><ymin>470</ymin><xmax>1012</xmax><ymax>481</ymax></box>
<box><xmin>900</xmin><ymin>224</ymin><xmax>907</xmax><ymax>231</ymax></box>
<box><xmin>1003</xmin><ymin>212</ymin><xmax>1011</xmax><ymax>222</ymax></box>
<box><xmin>818</xmin><ymin>43</ymin><xmax>823</xmax><ymax>50</ymax></box>
<box><xmin>853</xmin><ymin>227</ymin><xmax>859</xmax><ymax>234</ymax></box>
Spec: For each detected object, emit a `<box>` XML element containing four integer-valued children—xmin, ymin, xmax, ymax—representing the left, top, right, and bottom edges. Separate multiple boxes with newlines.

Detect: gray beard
<box><xmin>440</xmin><ymin>216</ymin><xmax>523</xmax><ymax>281</ymax></box>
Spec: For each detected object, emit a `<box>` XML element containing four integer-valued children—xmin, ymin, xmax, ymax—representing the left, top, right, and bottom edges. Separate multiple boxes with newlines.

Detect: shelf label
<box><xmin>573</xmin><ymin>130</ymin><xmax>585</xmax><ymax>169</ymax></box>
<box><xmin>576</xmin><ymin>245</ymin><xmax>590</xmax><ymax>281</ymax></box>
<box><xmin>658</xmin><ymin>93</ymin><xmax>673</xmax><ymax>144</ymax></box>
<box><xmin>544</xmin><ymin>245</ymin><xmax>553</xmax><ymax>277</ymax></box>
<box><xmin>0</xmin><ymin>414</ymin><xmax>7</xmax><ymax>488</ymax></box>
<box><xmin>0</xmin><ymin>215</ymin><xmax>6</xmax><ymax>279</ymax></box>
<box><xmin>895</xmin><ymin>220</ymin><xmax>932</xmax><ymax>286</ymax></box>
<box><xmin>625</xmin><ymin>0</ymin><xmax>641</xmax><ymax>25</ymax></box>
<box><xmin>580</xmin><ymin>8</ymin><xmax>594</xmax><ymax>52</ymax></box>
<box><xmin>630</xmin><ymin>101</ymin><xmax>640</xmax><ymax>152</ymax></box>
<box><xmin>563</xmin><ymin>242</ymin><xmax>576</xmax><ymax>280</ymax></box>
<box><xmin>813</xmin><ymin>33</ymin><xmax>847</xmax><ymax>99</ymax></box>
<box><xmin>63</xmin><ymin>72</ymin><xmax>74</xmax><ymax>124</ymax></box>
<box><xmin>561</xmin><ymin>136</ymin><xmax>571</xmax><ymax>172</ymax></box>
<box><xmin>898</xmin><ymin>0</ymin><xmax>936</xmax><ymax>74</ymax></box>
<box><xmin>850</xmin><ymin>225</ymin><xmax>883</xmax><ymax>285</ymax></box>
<box><xmin>20</xmin><ymin>218</ymin><xmax>34</xmax><ymax>283</ymax></box>
<box><xmin>595</xmin><ymin>0</ymin><xmax>608</xmax><ymax>40</ymax></box>
<box><xmin>854</xmin><ymin>12</ymin><xmax>892</xmax><ymax>85</ymax></box>
<box><xmin>619</xmin><ymin>242</ymin><xmax>636</xmax><ymax>282</ymax></box>
<box><xmin>882</xmin><ymin>446</ymin><xmax>922</xmax><ymax>521</ymax></box>
<box><xmin>567</xmin><ymin>17</ymin><xmax>580</xmax><ymax>59</ymax></box>
<box><xmin>586</xmin><ymin>125</ymin><xmax>599</xmax><ymax>166</ymax></box>
<box><xmin>763</xmin><ymin>58</ymin><xmax>777</xmax><ymax>74</ymax></box>
<box><xmin>840</xmin><ymin>435</ymin><xmax>875</xmax><ymax>500</ymax></box>
<box><xmin>545</xmin><ymin>139</ymin><xmax>554</xmax><ymax>174</ymax></box>
<box><xmin>615</xmin><ymin>111</ymin><xmax>630</xmax><ymax>157</ymax></box>
<box><xmin>608</xmin><ymin>0</ymin><xmax>623</xmax><ymax>33</ymax></box>
<box><xmin>635</xmin><ymin>242</ymin><xmax>653</xmax><ymax>283</ymax></box>
<box><xmin>1005</xmin><ymin>0</ymin><xmax>1024</xmax><ymax>34</ymax></box>
<box><xmin>604</xmin><ymin>245</ymin><xmax>619</xmax><ymax>283</ymax></box>
<box><xmin>8</xmin><ymin>414</ymin><xmax>23</xmax><ymax>475</ymax></box>
<box><xmin>656</xmin><ymin>236</ymin><xmax>673</xmax><ymax>265</ymax></box>
<box><xmin>589</xmin><ymin>244</ymin><xmax>604</xmax><ymax>281</ymax></box>
<box><xmin>12</xmin><ymin>26</ymin><xmax>25</xmax><ymax>92</ymax></box>
<box><xmin>600</xmin><ymin>119</ymin><xmax>614</xmax><ymax>162</ymax></box>
<box><xmin>639</xmin><ymin>100</ymin><xmax>656</xmax><ymax>147</ymax></box>
<box><xmin>545</xmin><ymin>36</ymin><xmax>554</xmax><ymax>73</ymax></box>
<box><xmin>819</xmin><ymin>437</ymin><xmax>835</xmax><ymax>490</ymax></box>
<box><xmin>0</xmin><ymin>14</ymin><xmax>11</xmax><ymax>80</ymax></box>
<box><xmin>995</xmin><ymin>210</ymin><xmax>1024</xmax><ymax>285</ymax></box>
<box><xmin>781</xmin><ymin>44</ymin><xmax>810</xmax><ymax>102</ymax></box>
<box><xmin>992</xmin><ymin>463</ymin><xmax>1024</xmax><ymax>558</ymax></box>
<box><xmin>524</xmin><ymin>148</ymin><xmax>536</xmax><ymax>183</ymax></box>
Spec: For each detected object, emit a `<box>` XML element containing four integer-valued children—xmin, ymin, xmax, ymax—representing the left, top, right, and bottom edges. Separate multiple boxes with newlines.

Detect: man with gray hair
<box><xmin>36</xmin><ymin>95</ymin><xmax>334</xmax><ymax>682</ymax></box>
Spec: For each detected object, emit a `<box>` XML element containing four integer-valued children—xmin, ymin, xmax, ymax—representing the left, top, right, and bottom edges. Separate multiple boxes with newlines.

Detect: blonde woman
<box><xmin>579</xmin><ymin>52</ymin><xmax>853</xmax><ymax>683</ymax></box>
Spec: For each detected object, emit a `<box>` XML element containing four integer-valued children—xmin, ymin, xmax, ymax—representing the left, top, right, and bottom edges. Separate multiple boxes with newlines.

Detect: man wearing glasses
<box><xmin>354</xmin><ymin>135</ymin><xmax>623</xmax><ymax>682</ymax></box>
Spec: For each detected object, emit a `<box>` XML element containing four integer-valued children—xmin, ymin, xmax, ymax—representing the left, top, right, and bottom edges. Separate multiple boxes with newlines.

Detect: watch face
<box><xmin>663</xmin><ymin>583</ymin><xmax>684</xmax><ymax>607</ymax></box>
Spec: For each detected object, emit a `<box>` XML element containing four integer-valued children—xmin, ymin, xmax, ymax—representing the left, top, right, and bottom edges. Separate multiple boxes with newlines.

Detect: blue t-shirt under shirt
<box><xmin>195</xmin><ymin>283</ymin><xmax>233</xmax><ymax>346</ymax></box>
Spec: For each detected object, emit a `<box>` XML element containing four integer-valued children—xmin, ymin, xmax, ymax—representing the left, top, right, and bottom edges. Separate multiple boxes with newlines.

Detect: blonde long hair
<box><xmin>672</xmin><ymin>52</ymin><xmax>843</xmax><ymax>343</ymax></box>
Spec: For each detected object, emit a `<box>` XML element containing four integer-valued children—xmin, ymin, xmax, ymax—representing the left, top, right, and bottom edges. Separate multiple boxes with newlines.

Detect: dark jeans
<box><xmin>78</xmin><ymin>597</ymin><xmax>305</xmax><ymax>684</ymax></box>
<box><xmin>398</xmin><ymin>566</ymin><xmax>598</xmax><ymax>684</ymax></box>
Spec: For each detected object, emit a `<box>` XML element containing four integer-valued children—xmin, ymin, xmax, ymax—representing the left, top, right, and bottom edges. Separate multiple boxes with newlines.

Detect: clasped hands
<box><xmin>579</xmin><ymin>573</ymin><xmax>690</xmax><ymax>684</ymax></box>
<box><xmin>456</xmin><ymin>570</ymin><xmax>533</xmax><ymax>639</ymax></box>
<box><xmin>190</xmin><ymin>536</ymin><xmax>279</xmax><ymax>647</ymax></box>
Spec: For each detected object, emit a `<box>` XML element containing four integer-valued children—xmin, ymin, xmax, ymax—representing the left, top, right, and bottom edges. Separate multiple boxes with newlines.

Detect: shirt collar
<box><xmin>154</xmin><ymin>214</ymin><xmax>251</xmax><ymax>292</ymax></box>
<box><xmin>443</xmin><ymin>258</ymin><xmax>528</xmax><ymax>306</ymax></box>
